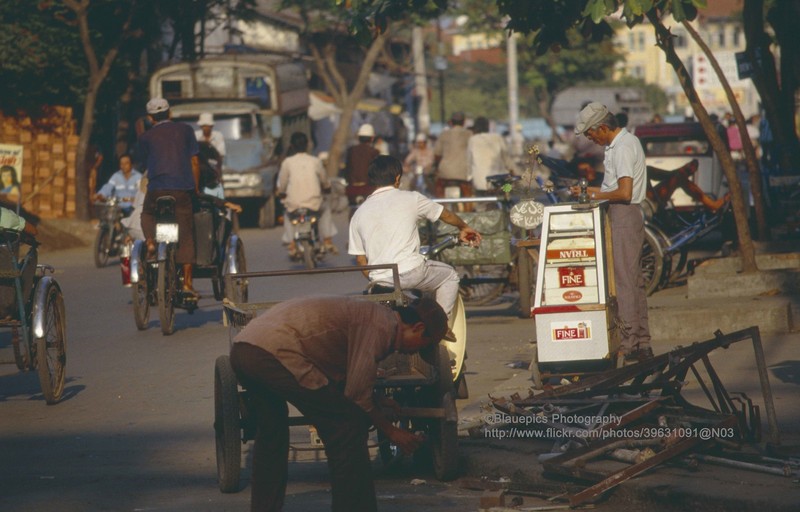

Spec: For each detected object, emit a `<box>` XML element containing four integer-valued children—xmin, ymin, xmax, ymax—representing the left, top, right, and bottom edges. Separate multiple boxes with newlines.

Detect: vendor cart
<box><xmin>214</xmin><ymin>264</ymin><xmax>465</xmax><ymax>493</ymax></box>
<box><xmin>530</xmin><ymin>201</ymin><xmax>621</xmax><ymax>388</ymax></box>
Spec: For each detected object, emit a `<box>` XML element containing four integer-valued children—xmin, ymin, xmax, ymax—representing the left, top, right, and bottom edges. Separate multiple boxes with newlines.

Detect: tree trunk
<box><xmin>647</xmin><ymin>10</ymin><xmax>757</xmax><ymax>273</ymax></box>
<box><xmin>742</xmin><ymin>0</ymin><xmax>799</xmax><ymax>172</ymax></box>
<box><xmin>314</xmin><ymin>30</ymin><xmax>389</xmax><ymax>177</ymax></box>
<box><xmin>683</xmin><ymin>21</ymin><xmax>769</xmax><ymax>241</ymax></box>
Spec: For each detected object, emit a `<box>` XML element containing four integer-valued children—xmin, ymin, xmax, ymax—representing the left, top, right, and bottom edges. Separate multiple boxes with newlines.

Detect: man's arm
<box><xmin>439</xmin><ymin>208</ymin><xmax>482</xmax><ymax>246</ymax></box>
<box><xmin>573</xmin><ymin>176</ymin><xmax>632</xmax><ymax>203</ymax></box>
<box><xmin>191</xmin><ymin>155</ymin><xmax>200</xmax><ymax>193</ymax></box>
<box><xmin>366</xmin><ymin>407</ymin><xmax>423</xmax><ymax>454</ymax></box>
<box><xmin>355</xmin><ymin>254</ymin><xmax>369</xmax><ymax>279</ymax></box>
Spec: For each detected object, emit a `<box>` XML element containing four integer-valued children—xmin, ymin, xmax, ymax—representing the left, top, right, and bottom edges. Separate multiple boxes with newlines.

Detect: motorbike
<box><xmin>93</xmin><ymin>197</ymin><xmax>128</xmax><ymax>268</ymax></box>
<box><xmin>289</xmin><ymin>208</ymin><xmax>323</xmax><ymax>269</ymax></box>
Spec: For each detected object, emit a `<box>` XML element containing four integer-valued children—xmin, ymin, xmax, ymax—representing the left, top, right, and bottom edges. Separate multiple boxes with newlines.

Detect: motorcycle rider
<box><xmin>95</xmin><ymin>154</ymin><xmax>143</xmax><ymax>215</ymax></box>
<box><xmin>277</xmin><ymin>132</ymin><xmax>338</xmax><ymax>258</ymax></box>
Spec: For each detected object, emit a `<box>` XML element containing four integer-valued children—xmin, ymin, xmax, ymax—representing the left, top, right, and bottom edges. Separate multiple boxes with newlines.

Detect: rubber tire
<box><xmin>215</xmin><ymin>355</ymin><xmax>242</xmax><ymax>493</ymax></box>
<box><xmin>516</xmin><ymin>247</ymin><xmax>536</xmax><ymax>318</ymax></box>
<box><xmin>132</xmin><ymin>281</ymin><xmax>150</xmax><ymax>330</ymax></box>
<box><xmin>94</xmin><ymin>227</ymin><xmax>111</xmax><ymax>268</ymax></box>
<box><xmin>212</xmin><ymin>277</ymin><xmax>224</xmax><ymax>301</ymax></box>
<box><xmin>431</xmin><ymin>392</ymin><xmax>459</xmax><ymax>481</ymax></box>
<box><xmin>258</xmin><ymin>194</ymin><xmax>276</xmax><ymax>229</ymax></box>
<box><xmin>157</xmin><ymin>250</ymin><xmax>176</xmax><ymax>336</ymax></box>
<box><xmin>641</xmin><ymin>226</ymin><xmax>668</xmax><ymax>296</ymax></box>
<box><xmin>301</xmin><ymin>239</ymin><xmax>316</xmax><ymax>269</ymax></box>
<box><xmin>458</xmin><ymin>265</ymin><xmax>506</xmax><ymax>306</ymax></box>
<box><xmin>224</xmin><ymin>239</ymin><xmax>248</xmax><ymax>303</ymax></box>
<box><xmin>35</xmin><ymin>284</ymin><xmax>66</xmax><ymax>405</ymax></box>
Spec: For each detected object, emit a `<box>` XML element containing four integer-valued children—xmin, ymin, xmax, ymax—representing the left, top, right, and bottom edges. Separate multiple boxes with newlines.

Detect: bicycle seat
<box><xmin>365</xmin><ymin>283</ymin><xmax>422</xmax><ymax>299</ymax></box>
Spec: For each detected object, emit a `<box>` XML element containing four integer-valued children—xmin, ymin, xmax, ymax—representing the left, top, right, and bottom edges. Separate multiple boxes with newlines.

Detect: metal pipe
<box><xmin>695</xmin><ymin>453</ymin><xmax>795</xmax><ymax>477</ymax></box>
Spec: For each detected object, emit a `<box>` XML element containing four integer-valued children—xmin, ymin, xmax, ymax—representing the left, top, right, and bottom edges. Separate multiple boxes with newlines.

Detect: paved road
<box><xmin>0</xmin><ymin>214</ymin><xmax>537</xmax><ymax>512</ymax></box>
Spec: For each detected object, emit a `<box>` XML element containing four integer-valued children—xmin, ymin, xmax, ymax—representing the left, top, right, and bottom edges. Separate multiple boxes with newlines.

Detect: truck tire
<box><xmin>258</xmin><ymin>195</ymin><xmax>276</xmax><ymax>229</ymax></box>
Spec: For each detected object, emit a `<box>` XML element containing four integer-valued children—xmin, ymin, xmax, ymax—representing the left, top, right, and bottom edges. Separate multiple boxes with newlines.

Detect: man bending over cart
<box><xmin>229</xmin><ymin>295</ymin><xmax>454</xmax><ymax>512</ymax></box>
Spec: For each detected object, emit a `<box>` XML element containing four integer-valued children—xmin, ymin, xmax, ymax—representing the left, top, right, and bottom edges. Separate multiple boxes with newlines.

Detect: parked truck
<box><xmin>149</xmin><ymin>54</ymin><xmax>310</xmax><ymax>227</ymax></box>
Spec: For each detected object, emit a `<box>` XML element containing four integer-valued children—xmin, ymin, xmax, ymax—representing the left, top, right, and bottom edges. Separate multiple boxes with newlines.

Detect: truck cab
<box><xmin>149</xmin><ymin>55</ymin><xmax>310</xmax><ymax>227</ymax></box>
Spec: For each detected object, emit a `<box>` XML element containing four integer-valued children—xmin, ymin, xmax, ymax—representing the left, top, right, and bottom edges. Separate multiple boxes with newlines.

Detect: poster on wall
<box><xmin>0</xmin><ymin>144</ymin><xmax>23</xmax><ymax>202</ymax></box>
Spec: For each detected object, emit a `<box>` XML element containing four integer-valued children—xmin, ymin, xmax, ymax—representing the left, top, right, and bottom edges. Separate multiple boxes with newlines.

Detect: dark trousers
<box><xmin>230</xmin><ymin>342</ymin><xmax>377</xmax><ymax>512</ymax></box>
<box><xmin>141</xmin><ymin>189</ymin><xmax>195</xmax><ymax>264</ymax></box>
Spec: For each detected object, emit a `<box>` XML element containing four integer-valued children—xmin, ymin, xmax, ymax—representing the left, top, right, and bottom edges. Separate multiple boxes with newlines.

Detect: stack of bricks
<box><xmin>0</xmin><ymin>107</ymin><xmax>79</xmax><ymax>218</ymax></box>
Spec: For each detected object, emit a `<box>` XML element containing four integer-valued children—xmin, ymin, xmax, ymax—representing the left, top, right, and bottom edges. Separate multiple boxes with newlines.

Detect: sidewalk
<box><xmin>457</xmin><ymin>270</ymin><xmax>800</xmax><ymax>510</ymax></box>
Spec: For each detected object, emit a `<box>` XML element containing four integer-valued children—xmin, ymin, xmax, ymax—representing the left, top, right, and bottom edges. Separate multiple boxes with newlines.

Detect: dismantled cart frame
<box><xmin>486</xmin><ymin>326</ymin><xmax>784</xmax><ymax>507</ymax></box>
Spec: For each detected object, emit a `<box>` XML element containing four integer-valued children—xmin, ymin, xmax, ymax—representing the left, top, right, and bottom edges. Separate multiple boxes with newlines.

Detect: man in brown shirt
<box><xmin>230</xmin><ymin>295</ymin><xmax>451</xmax><ymax>512</ymax></box>
<box><xmin>343</xmin><ymin>123</ymin><xmax>380</xmax><ymax>206</ymax></box>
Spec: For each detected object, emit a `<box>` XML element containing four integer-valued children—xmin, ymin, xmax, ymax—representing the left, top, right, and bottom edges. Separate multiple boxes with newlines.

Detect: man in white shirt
<box><xmin>467</xmin><ymin>116</ymin><xmax>515</xmax><ymax>193</ymax></box>
<box><xmin>570</xmin><ymin>102</ymin><xmax>652</xmax><ymax>363</ymax></box>
<box><xmin>348</xmin><ymin>155</ymin><xmax>482</xmax><ymax>315</ymax></box>
<box><xmin>277</xmin><ymin>132</ymin><xmax>338</xmax><ymax>257</ymax></box>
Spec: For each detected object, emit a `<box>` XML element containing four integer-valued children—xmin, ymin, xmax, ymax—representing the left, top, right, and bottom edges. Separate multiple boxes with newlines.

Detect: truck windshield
<box><xmin>225</xmin><ymin>139</ymin><xmax>266</xmax><ymax>171</ymax></box>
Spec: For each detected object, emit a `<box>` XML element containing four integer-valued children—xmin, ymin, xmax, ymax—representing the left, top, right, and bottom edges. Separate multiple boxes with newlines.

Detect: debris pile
<box><xmin>478</xmin><ymin>327</ymin><xmax>796</xmax><ymax>507</ymax></box>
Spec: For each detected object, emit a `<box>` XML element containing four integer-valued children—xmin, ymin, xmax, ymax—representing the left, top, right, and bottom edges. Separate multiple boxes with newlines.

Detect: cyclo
<box><xmin>0</xmin><ymin>228</ymin><xmax>67</xmax><ymax>404</ymax></box>
<box><xmin>129</xmin><ymin>194</ymin><xmax>248</xmax><ymax>335</ymax></box>
<box><xmin>214</xmin><ymin>263</ymin><xmax>467</xmax><ymax>493</ymax></box>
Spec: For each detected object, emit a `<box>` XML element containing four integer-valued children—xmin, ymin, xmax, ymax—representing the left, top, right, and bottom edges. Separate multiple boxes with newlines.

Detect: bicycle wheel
<box><xmin>641</xmin><ymin>226</ymin><xmax>668</xmax><ymax>296</ymax></box>
<box><xmin>457</xmin><ymin>265</ymin><xmax>507</xmax><ymax>306</ymax></box>
<box><xmin>224</xmin><ymin>238</ymin><xmax>248</xmax><ymax>303</ymax></box>
<box><xmin>157</xmin><ymin>247</ymin><xmax>176</xmax><ymax>335</ymax></box>
<box><xmin>516</xmin><ymin>246</ymin><xmax>538</xmax><ymax>318</ymax></box>
<box><xmin>94</xmin><ymin>226</ymin><xmax>111</xmax><ymax>268</ymax></box>
<box><xmin>35</xmin><ymin>283</ymin><xmax>67</xmax><ymax>404</ymax></box>
<box><xmin>132</xmin><ymin>278</ymin><xmax>150</xmax><ymax>330</ymax></box>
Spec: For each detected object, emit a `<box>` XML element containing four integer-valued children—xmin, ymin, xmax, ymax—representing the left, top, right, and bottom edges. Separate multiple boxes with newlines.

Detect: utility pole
<box><xmin>507</xmin><ymin>32</ymin><xmax>523</xmax><ymax>158</ymax></box>
<box><xmin>412</xmin><ymin>26</ymin><xmax>431</xmax><ymax>135</ymax></box>
<box><xmin>435</xmin><ymin>19</ymin><xmax>447</xmax><ymax>125</ymax></box>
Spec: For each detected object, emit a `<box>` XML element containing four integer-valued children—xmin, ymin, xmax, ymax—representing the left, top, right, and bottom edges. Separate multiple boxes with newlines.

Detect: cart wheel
<box><xmin>35</xmin><ymin>282</ymin><xmax>67</xmax><ymax>404</ymax></box>
<box><xmin>431</xmin><ymin>392</ymin><xmax>459</xmax><ymax>481</ymax></box>
<box><xmin>530</xmin><ymin>344</ymin><xmax>543</xmax><ymax>390</ymax></box>
<box><xmin>94</xmin><ymin>226</ymin><xmax>111</xmax><ymax>268</ymax></box>
<box><xmin>157</xmin><ymin>248</ymin><xmax>176</xmax><ymax>336</ymax></box>
<box><xmin>224</xmin><ymin>238</ymin><xmax>248</xmax><ymax>303</ymax></box>
<box><xmin>457</xmin><ymin>265</ymin><xmax>506</xmax><ymax>306</ymax></box>
<box><xmin>516</xmin><ymin>246</ymin><xmax>537</xmax><ymax>318</ymax></box>
<box><xmin>215</xmin><ymin>355</ymin><xmax>242</xmax><ymax>493</ymax></box>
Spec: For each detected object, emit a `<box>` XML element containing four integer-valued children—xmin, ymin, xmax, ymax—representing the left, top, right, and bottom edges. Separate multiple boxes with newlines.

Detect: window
<box><xmin>733</xmin><ymin>27</ymin><xmax>742</xmax><ymax>47</ymax></box>
<box><xmin>718</xmin><ymin>30</ymin><xmax>726</xmax><ymax>48</ymax></box>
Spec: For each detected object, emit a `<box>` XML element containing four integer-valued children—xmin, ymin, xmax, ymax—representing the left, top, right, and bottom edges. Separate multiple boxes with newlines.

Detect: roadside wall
<box><xmin>0</xmin><ymin>107</ymin><xmax>78</xmax><ymax>218</ymax></box>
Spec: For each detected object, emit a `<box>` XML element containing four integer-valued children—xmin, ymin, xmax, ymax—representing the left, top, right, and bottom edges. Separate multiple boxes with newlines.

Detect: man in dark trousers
<box><xmin>138</xmin><ymin>97</ymin><xmax>200</xmax><ymax>296</ymax></box>
<box><xmin>230</xmin><ymin>295</ymin><xmax>453</xmax><ymax>512</ymax></box>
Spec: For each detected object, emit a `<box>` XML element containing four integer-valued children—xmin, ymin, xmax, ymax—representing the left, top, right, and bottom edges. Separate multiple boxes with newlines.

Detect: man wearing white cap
<box><xmin>138</xmin><ymin>97</ymin><xmax>201</xmax><ymax>297</ymax></box>
<box><xmin>343</xmin><ymin>123</ymin><xmax>379</xmax><ymax>207</ymax></box>
<box><xmin>570</xmin><ymin>101</ymin><xmax>652</xmax><ymax>363</ymax></box>
<box><xmin>195</xmin><ymin>112</ymin><xmax>226</xmax><ymax>158</ymax></box>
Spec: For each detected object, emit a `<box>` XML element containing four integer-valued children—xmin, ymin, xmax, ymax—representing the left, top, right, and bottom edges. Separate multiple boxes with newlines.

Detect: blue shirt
<box><xmin>97</xmin><ymin>169</ymin><xmax>143</xmax><ymax>210</ymax></box>
<box><xmin>138</xmin><ymin>120</ymin><xmax>199</xmax><ymax>191</ymax></box>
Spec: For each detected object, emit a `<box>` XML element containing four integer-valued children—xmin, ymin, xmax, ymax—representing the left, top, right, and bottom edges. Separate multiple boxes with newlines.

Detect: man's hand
<box><xmin>386</xmin><ymin>425</ymin><xmax>423</xmax><ymax>454</ymax></box>
<box><xmin>459</xmin><ymin>227</ymin><xmax>482</xmax><ymax>247</ymax></box>
<box><xmin>224</xmin><ymin>201</ymin><xmax>243</xmax><ymax>213</ymax></box>
<box><xmin>95</xmin><ymin>193</ymin><xmax>106</xmax><ymax>202</ymax></box>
